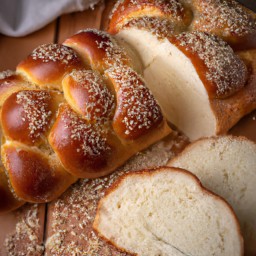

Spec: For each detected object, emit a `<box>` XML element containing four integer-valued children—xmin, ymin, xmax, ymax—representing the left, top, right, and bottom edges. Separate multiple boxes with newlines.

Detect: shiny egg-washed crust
<box><xmin>108</xmin><ymin>0</ymin><xmax>256</xmax><ymax>50</ymax></box>
<box><xmin>0</xmin><ymin>29</ymin><xmax>171</xmax><ymax>213</ymax></box>
<box><xmin>108</xmin><ymin>0</ymin><xmax>256</xmax><ymax>135</ymax></box>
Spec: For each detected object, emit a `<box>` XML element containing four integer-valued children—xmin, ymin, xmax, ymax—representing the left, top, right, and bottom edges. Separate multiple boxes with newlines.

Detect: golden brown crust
<box><xmin>108</xmin><ymin>0</ymin><xmax>192</xmax><ymax>34</ymax></box>
<box><xmin>105</xmin><ymin>65</ymin><xmax>163</xmax><ymax>140</ymax></box>
<box><xmin>93</xmin><ymin>166</ymin><xmax>243</xmax><ymax>256</ymax></box>
<box><xmin>64</xmin><ymin>30</ymin><xmax>133</xmax><ymax>73</ymax></box>
<box><xmin>1</xmin><ymin>143</ymin><xmax>76</xmax><ymax>202</ymax></box>
<box><xmin>1</xmin><ymin>90</ymin><xmax>54</xmax><ymax>145</ymax></box>
<box><xmin>48</xmin><ymin>104</ymin><xmax>113</xmax><ymax>178</ymax></box>
<box><xmin>169</xmin><ymin>32</ymin><xmax>248</xmax><ymax>99</ymax></box>
<box><xmin>16</xmin><ymin>44</ymin><xmax>84</xmax><ymax>90</ymax></box>
<box><xmin>0</xmin><ymin>167</ymin><xmax>24</xmax><ymax>214</ymax></box>
<box><xmin>0</xmin><ymin>28</ymin><xmax>171</xmax><ymax>211</ymax></box>
<box><xmin>109</xmin><ymin>0</ymin><xmax>256</xmax><ymax>50</ymax></box>
<box><xmin>62</xmin><ymin>69</ymin><xmax>115</xmax><ymax>122</ymax></box>
<box><xmin>0</xmin><ymin>72</ymin><xmax>28</xmax><ymax>106</ymax></box>
<box><xmin>211</xmin><ymin>50</ymin><xmax>256</xmax><ymax>134</ymax></box>
<box><xmin>191</xmin><ymin>0</ymin><xmax>256</xmax><ymax>50</ymax></box>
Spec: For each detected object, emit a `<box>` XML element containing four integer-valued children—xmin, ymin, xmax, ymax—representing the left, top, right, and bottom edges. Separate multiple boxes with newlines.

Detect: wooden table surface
<box><xmin>0</xmin><ymin>1</ymin><xmax>255</xmax><ymax>255</ymax></box>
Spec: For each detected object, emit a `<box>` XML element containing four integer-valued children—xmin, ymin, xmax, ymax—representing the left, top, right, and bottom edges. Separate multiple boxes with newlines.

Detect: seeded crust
<box><xmin>109</xmin><ymin>0</ymin><xmax>256</xmax><ymax>50</ymax></box>
<box><xmin>0</xmin><ymin>29</ymin><xmax>171</xmax><ymax>213</ymax></box>
<box><xmin>211</xmin><ymin>49</ymin><xmax>256</xmax><ymax>134</ymax></box>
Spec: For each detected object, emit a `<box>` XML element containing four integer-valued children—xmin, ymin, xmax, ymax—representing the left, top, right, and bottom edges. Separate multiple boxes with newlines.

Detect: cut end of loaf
<box><xmin>115</xmin><ymin>27</ymin><xmax>253</xmax><ymax>140</ymax></box>
<box><xmin>116</xmin><ymin>29</ymin><xmax>217</xmax><ymax>140</ymax></box>
<box><xmin>94</xmin><ymin>167</ymin><xmax>243</xmax><ymax>256</ymax></box>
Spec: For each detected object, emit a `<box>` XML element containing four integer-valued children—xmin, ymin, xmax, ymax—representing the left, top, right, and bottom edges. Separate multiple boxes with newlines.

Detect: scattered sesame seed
<box><xmin>110</xmin><ymin>0</ymin><xmax>185</xmax><ymax>21</ymax></box>
<box><xmin>0</xmin><ymin>70</ymin><xmax>15</xmax><ymax>80</ymax></box>
<box><xmin>4</xmin><ymin>204</ymin><xmax>44</xmax><ymax>256</ymax></box>
<box><xmin>31</xmin><ymin>44</ymin><xmax>78</xmax><ymax>65</ymax></box>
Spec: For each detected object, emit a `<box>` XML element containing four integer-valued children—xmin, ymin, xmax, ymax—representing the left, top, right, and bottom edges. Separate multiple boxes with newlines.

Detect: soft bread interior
<box><xmin>94</xmin><ymin>168</ymin><xmax>242</xmax><ymax>256</ymax></box>
<box><xmin>116</xmin><ymin>28</ymin><xmax>216</xmax><ymax>140</ymax></box>
<box><xmin>168</xmin><ymin>136</ymin><xmax>256</xmax><ymax>256</ymax></box>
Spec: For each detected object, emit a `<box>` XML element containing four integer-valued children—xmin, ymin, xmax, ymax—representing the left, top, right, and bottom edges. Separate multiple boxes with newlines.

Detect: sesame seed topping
<box><xmin>16</xmin><ymin>90</ymin><xmax>52</xmax><ymax>141</ymax></box>
<box><xmin>5</xmin><ymin>204</ymin><xmax>44</xmax><ymax>256</ymax></box>
<box><xmin>106</xmin><ymin>66</ymin><xmax>162</xmax><ymax>137</ymax></box>
<box><xmin>95</xmin><ymin>31</ymin><xmax>132</xmax><ymax>68</ymax></box>
<box><xmin>0</xmin><ymin>70</ymin><xmax>15</xmax><ymax>80</ymax></box>
<box><xmin>110</xmin><ymin>0</ymin><xmax>184</xmax><ymax>20</ymax></box>
<box><xmin>176</xmin><ymin>31</ymin><xmax>247</xmax><ymax>97</ymax></box>
<box><xmin>61</xmin><ymin>105</ymin><xmax>110</xmax><ymax>157</ymax></box>
<box><xmin>124</xmin><ymin>17</ymin><xmax>175</xmax><ymax>38</ymax></box>
<box><xmin>31</xmin><ymin>44</ymin><xmax>78</xmax><ymax>64</ymax></box>
<box><xmin>69</xmin><ymin>70</ymin><xmax>115</xmax><ymax>122</ymax></box>
<box><xmin>193</xmin><ymin>0</ymin><xmax>256</xmax><ymax>37</ymax></box>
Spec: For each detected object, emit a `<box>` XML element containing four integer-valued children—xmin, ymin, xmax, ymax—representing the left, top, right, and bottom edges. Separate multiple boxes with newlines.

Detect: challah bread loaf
<box><xmin>93</xmin><ymin>167</ymin><xmax>243</xmax><ymax>256</ymax></box>
<box><xmin>0</xmin><ymin>29</ymin><xmax>170</xmax><ymax>213</ymax></box>
<box><xmin>108</xmin><ymin>0</ymin><xmax>256</xmax><ymax>140</ymax></box>
<box><xmin>168</xmin><ymin>136</ymin><xmax>256</xmax><ymax>256</ymax></box>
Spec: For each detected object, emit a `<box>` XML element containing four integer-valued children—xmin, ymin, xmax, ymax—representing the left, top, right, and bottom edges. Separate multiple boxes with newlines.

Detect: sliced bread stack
<box><xmin>168</xmin><ymin>136</ymin><xmax>256</xmax><ymax>256</ymax></box>
<box><xmin>93</xmin><ymin>167</ymin><xmax>243</xmax><ymax>256</ymax></box>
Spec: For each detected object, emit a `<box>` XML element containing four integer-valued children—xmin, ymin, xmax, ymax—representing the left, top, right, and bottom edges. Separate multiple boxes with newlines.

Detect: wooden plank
<box><xmin>0</xmin><ymin>22</ymin><xmax>56</xmax><ymax>256</ymax></box>
<box><xmin>230</xmin><ymin>110</ymin><xmax>256</xmax><ymax>142</ymax></box>
<box><xmin>57</xmin><ymin>3</ymin><xmax>105</xmax><ymax>44</ymax></box>
<box><xmin>0</xmin><ymin>22</ymin><xmax>56</xmax><ymax>70</ymax></box>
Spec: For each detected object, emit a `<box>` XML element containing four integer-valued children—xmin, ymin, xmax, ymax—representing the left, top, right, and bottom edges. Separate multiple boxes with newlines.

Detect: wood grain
<box><xmin>57</xmin><ymin>2</ymin><xmax>105</xmax><ymax>44</ymax></box>
<box><xmin>0</xmin><ymin>22</ymin><xmax>56</xmax><ymax>70</ymax></box>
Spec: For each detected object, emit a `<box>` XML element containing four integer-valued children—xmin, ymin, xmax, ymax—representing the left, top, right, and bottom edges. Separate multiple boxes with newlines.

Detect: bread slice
<box><xmin>93</xmin><ymin>167</ymin><xmax>243</xmax><ymax>256</ymax></box>
<box><xmin>168</xmin><ymin>136</ymin><xmax>256</xmax><ymax>256</ymax></box>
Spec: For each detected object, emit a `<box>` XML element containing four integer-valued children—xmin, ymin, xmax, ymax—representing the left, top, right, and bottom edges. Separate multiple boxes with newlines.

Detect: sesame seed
<box><xmin>124</xmin><ymin>17</ymin><xmax>175</xmax><ymax>38</ymax></box>
<box><xmin>31</xmin><ymin>44</ymin><xmax>78</xmax><ymax>64</ymax></box>
<box><xmin>4</xmin><ymin>204</ymin><xmax>44</xmax><ymax>256</ymax></box>
<box><xmin>16</xmin><ymin>90</ymin><xmax>52</xmax><ymax>141</ymax></box>
<box><xmin>193</xmin><ymin>0</ymin><xmax>256</xmax><ymax>37</ymax></box>
<box><xmin>106</xmin><ymin>65</ymin><xmax>162</xmax><ymax>137</ymax></box>
<box><xmin>110</xmin><ymin>0</ymin><xmax>185</xmax><ymax>21</ymax></box>
<box><xmin>175</xmin><ymin>31</ymin><xmax>247</xmax><ymax>97</ymax></box>
<box><xmin>0</xmin><ymin>70</ymin><xmax>15</xmax><ymax>80</ymax></box>
<box><xmin>69</xmin><ymin>70</ymin><xmax>115</xmax><ymax>122</ymax></box>
<box><xmin>61</xmin><ymin>105</ymin><xmax>110</xmax><ymax>157</ymax></box>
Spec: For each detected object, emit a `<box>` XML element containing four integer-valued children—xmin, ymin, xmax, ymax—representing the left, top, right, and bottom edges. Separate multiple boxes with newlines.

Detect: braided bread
<box><xmin>0</xmin><ymin>30</ymin><xmax>170</xmax><ymax>213</ymax></box>
<box><xmin>108</xmin><ymin>0</ymin><xmax>256</xmax><ymax>140</ymax></box>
